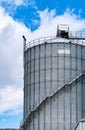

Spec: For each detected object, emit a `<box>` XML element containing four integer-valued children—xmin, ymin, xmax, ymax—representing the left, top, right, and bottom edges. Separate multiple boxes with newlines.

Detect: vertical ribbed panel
<box><xmin>24</xmin><ymin>41</ymin><xmax>85</xmax><ymax>130</ymax></box>
<box><xmin>82</xmin><ymin>76</ymin><xmax>85</xmax><ymax>118</ymax></box>
<box><xmin>77</xmin><ymin>80</ymin><xmax>82</xmax><ymax>121</ymax></box>
<box><xmin>52</xmin><ymin>95</ymin><xmax>57</xmax><ymax>130</ymax></box>
<box><xmin>65</xmin><ymin>85</ymin><xmax>70</xmax><ymax>130</ymax></box>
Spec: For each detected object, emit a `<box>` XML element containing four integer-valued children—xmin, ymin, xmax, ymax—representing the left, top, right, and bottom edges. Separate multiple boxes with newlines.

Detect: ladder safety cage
<box><xmin>57</xmin><ymin>24</ymin><xmax>69</xmax><ymax>39</ymax></box>
<box><xmin>57</xmin><ymin>24</ymin><xmax>85</xmax><ymax>40</ymax></box>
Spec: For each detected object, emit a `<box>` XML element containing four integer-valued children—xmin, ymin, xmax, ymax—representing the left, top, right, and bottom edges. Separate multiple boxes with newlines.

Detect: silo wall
<box><xmin>23</xmin><ymin>41</ymin><xmax>85</xmax><ymax>130</ymax></box>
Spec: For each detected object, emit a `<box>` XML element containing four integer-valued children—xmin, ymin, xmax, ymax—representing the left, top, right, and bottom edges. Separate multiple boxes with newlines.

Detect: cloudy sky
<box><xmin>0</xmin><ymin>0</ymin><xmax>85</xmax><ymax>128</ymax></box>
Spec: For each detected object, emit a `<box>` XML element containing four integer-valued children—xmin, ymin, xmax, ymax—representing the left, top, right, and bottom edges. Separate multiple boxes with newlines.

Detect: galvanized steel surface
<box><xmin>23</xmin><ymin>39</ymin><xmax>85</xmax><ymax>130</ymax></box>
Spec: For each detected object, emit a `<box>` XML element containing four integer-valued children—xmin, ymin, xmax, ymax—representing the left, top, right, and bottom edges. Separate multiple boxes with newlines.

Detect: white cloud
<box><xmin>0</xmin><ymin>6</ymin><xmax>30</xmax><ymax>115</ymax></box>
<box><xmin>0</xmin><ymin>0</ymin><xmax>27</xmax><ymax>6</ymax></box>
<box><xmin>0</xmin><ymin>7</ymin><xmax>30</xmax><ymax>85</ymax></box>
<box><xmin>27</xmin><ymin>9</ymin><xmax>85</xmax><ymax>42</ymax></box>
<box><xmin>36</xmin><ymin>9</ymin><xmax>85</xmax><ymax>36</ymax></box>
<box><xmin>0</xmin><ymin>6</ymin><xmax>85</xmax><ymax>116</ymax></box>
<box><xmin>14</xmin><ymin>0</ymin><xmax>23</xmax><ymax>6</ymax></box>
<box><xmin>0</xmin><ymin>85</ymin><xmax>23</xmax><ymax>115</ymax></box>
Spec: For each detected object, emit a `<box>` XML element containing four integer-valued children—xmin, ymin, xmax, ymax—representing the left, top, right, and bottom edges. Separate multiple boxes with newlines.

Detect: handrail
<box><xmin>20</xmin><ymin>69</ymin><xmax>85</xmax><ymax>127</ymax></box>
<box><xmin>24</xmin><ymin>31</ymin><xmax>85</xmax><ymax>50</ymax></box>
<box><xmin>69</xmin><ymin>31</ymin><xmax>85</xmax><ymax>39</ymax></box>
<box><xmin>74</xmin><ymin>119</ymin><xmax>85</xmax><ymax>130</ymax></box>
<box><xmin>25</xmin><ymin>36</ymin><xmax>55</xmax><ymax>50</ymax></box>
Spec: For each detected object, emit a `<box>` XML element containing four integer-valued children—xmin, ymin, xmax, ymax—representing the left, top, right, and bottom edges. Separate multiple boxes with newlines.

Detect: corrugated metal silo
<box><xmin>21</xmin><ymin>25</ymin><xmax>85</xmax><ymax>130</ymax></box>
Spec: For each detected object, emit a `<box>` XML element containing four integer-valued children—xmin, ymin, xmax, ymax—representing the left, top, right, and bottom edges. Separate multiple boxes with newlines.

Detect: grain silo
<box><xmin>21</xmin><ymin>25</ymin><xmax>85</xmax><ymax>130</ymax></box>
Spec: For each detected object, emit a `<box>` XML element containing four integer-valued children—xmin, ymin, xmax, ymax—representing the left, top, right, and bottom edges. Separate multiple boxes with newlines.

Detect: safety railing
<box><xmin>24</xmin><ymin>31</ymin><xmax>85</xmax><ymax>51</ymax></box>
<box><xmin>69</xmin><ymin>31</ymin><xmax>85</xmax><ymax>39</ymax></box>
<box><xmin>25</xmin><ymin>36</ymin><xmax>55</xmax><ymax>50</ymax></box>
<box><xmin>20</xmin><ymin>69</ymin><xmax>85</xmax><ymax>128</ymax></box>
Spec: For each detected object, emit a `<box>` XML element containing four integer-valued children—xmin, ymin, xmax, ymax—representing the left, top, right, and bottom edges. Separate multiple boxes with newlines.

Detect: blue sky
<box><xmin>0</xmin><ymin>0</ymin><xmax>85</xmax><ymax>129</ymax></box>
<box><xmin>1</xmin><ymin>0</ymin><xmax>85</xmax><ymax>31</ymax></box>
